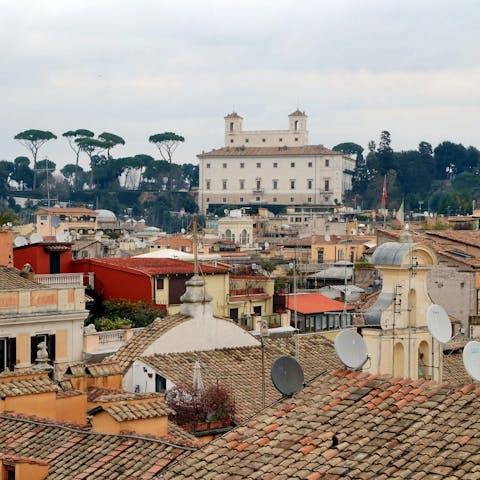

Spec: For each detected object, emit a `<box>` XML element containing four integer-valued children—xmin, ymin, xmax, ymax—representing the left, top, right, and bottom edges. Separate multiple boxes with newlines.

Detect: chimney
<box><xmin>0</xmin><ymin>229</ymin><xmax>13</xmax><ymax>267</ymax></box>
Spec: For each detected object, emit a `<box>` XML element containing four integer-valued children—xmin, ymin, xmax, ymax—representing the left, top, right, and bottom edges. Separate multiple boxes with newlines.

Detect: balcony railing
<box><xmin>34</xmin><ymin>272</ymin><xmax>95</xmax><ymax>289</ymax></box>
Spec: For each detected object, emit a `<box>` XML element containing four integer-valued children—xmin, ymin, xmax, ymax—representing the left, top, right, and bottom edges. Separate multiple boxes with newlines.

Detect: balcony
<box><xmin>34</xmin><ymin>273</ymin><xmax>95</xmax><ymax>289</ymax></box>
<box><xmin>252</xmin><ymin>189</ymin><xmax>264</xmax><ymax>194</ymax></box>
<box><xmin>83</xmin><ymin>327</ymin><xmax>145</xmax><ymax>356</ymax></box>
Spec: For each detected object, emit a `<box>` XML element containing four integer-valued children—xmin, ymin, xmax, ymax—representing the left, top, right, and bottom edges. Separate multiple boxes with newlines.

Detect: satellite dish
<box><xmin>56</xmin><ymin>231</ymin><xmax>68</xmax><ymax>242</ymax></box>
<box><xmin>14</xmin><ymin>236</ymin><xmax>28</xmax><ymax>247</ymax></box>
<box><xmin>30</xmin><ymin>233</ymin><xmax>44</xmax><ymax>244</ymax></box>
<box><xmin>427</xmin><ymin>304</ymin><xmax>452</xmax><ymax>343</ymax></box>
<box><xmin>325</xmin><ymin>233</ymin><xmax>331</xmax><ymax>242</ymax></box>
<box><xmin>334</xmin><ymin>330</ymin><xmax>368</xmax><ymax>370</ymax></box>
<box><xmin>51</xmin><ymin>216</ymin><xmax>61</xmax><ymax>228</ymax></box>
<box><xmin>271</xmin><ymin>356</ymin><xmax>304</xmax><ymax>396</ymax></box>
<box><xmin>463</xmin><ymin>341</ymin><xmax>480</xmax><ymax>381</ymax></box>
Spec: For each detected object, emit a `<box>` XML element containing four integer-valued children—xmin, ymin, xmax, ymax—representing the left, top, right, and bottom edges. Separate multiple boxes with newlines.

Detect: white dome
<box><xmin>95</xmin><ymin>209</ymin><xmax>117</xmax><ymax>220</ymax></box>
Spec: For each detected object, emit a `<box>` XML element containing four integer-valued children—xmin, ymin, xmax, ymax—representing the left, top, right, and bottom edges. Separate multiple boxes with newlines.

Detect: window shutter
<box><xmin>7</xmin><ymin>338</ymin><xmax>16</xmax><ymax>371</ymax></box>
<box><xmin>48</xmin><ymin>334</ymin><xmax>56</xmax><ymax>362</ymax></box>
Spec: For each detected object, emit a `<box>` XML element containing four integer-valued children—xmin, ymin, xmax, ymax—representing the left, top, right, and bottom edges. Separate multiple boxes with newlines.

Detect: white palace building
<box><xmin>197</xmin><ymin>110</ymin><xmax>355</xmax><ymax>214</ymax></box>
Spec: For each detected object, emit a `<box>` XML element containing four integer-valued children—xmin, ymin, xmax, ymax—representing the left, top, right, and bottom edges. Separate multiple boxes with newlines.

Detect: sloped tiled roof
<box><xmin>96</xmin><ymin>400</ymin><xmax>174</xmax><ymax>422</ymax></box>
<box><xmin>162</xmin><ymin>370</ymin><xmax>480</xmax><ymax>479</ymax></box>
<box><xmin>37</xmin><ymin>207</ymin><xmax>96</xmax><ymax>215</ymax></box>
<box><xmin>198</xmin><ymin>145</ymin><xmax>340</xmax><ymax>158</ymax></box>
<box><xmin>285</xmin><ymin>293</ymin><xmax>354</xmax><ymax>315</ymax></box>
<box><xmin>0</xmin><ymin>266</ymin><xmax>44</xmax><ymax>291</ymax></box>
<box><xmin>87</xmin><ymin>257</ymin><xmax>229</xmax><ymax>276</ymax></box>
<box><xmin>142</xmin><ymin>333</ymin><xmax>341</xmax><ymax>422</ymax></box>
<box><xmin>0</xmin><ymin>414</ymin><xmax>195</xmax><ymax>479</ymax></box>
<box><xmin>0</xmin><ymin>374</ymin><xmax>59</xmax><ymax>397</ymax></box>
<box><xmin>109</xmin><ymin>314</ymin><xmax>191</xmax><ymax>372</ymax></box>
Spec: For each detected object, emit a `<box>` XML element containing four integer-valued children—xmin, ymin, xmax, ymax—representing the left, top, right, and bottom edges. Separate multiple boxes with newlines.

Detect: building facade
<box><xmin>198</xmin><ymin>111</ymin><xmax>355</xmax><ymax>214</ymax></box>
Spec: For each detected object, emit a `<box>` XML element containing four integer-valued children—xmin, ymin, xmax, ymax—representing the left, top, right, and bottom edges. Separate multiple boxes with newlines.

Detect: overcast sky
<box><xmin>1</xmin><ymin>0</ymin><xmax>479</xmax><ymax>170</ymax></box>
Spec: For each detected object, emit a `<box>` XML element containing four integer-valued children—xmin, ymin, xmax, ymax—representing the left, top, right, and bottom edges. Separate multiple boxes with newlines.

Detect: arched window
<box><xmin>294</xmin><ymin>120</ymin><xmax>299</xmax><ymax>131</ymax></box>
<box><xmin>393</xmin><ymin>342</ymin><xmax>404</xmax><ymax>377</ymax></box>
<box><xmin>409</xmin><ymin>288</ymin><xmax>417</xmax><ymax>327</ymax></box>
<box><xmin>418</xmin><ymin>340</ymin><xmax>430</xmax><ymax>379</ymax></box>
<box><xmin>230</xmin><ymin>122</ymin><xmax>234</xmax><ymax>132</ymax></box>
<box><xmin>240</xmin><ymin>229</ymin><xmax>248</xmax><ymax>245</ymax></box>
<box><xmin>225</xmin><ymin>229</ymin><xmax>232</xmax><ymax>241</ymax></box>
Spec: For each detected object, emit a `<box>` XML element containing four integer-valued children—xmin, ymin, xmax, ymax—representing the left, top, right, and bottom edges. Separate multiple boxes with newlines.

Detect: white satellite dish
<box><xmin>56</xmin><ymin>231</ymin><xmax>68</xmax><ymax>242</ymax></box>
<box><xmin>334</xmin><ymin>329</ymin><xmax>369</xmax><ymax>370</ymax></box>
<box><xmin>426</xmin><ymin>304</ymin><xmax>452</xmax><ymax>344</ymax></box>
<box><xmin>30</xmin><ymin>233</ymin><xmax>44</xmax><ymax>244</ymax></box>
<box><xmin>14</xmin><ymin>236</ymin><xmax>28</xmax><ymax>247</ymax></box>
<box><xmin>463</xmin><ymin>341</ymin><xmax>480</xmax><ymax>381</ymax></box>
<box><xmin>325</xmin><ymin>233</ymin><xmax>331</xmax><ymax>242</ymax></box>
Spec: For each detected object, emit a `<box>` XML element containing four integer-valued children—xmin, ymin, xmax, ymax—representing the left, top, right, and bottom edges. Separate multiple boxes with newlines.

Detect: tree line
<box><xmin>334</xmin><ymin>132</ymin><xmax>480</xmax><ymax>215</ymax></box>
<box><xmin>4</xmin><ymin>129</ymin><xmax>195</xmax><ymax>194</ymax></box>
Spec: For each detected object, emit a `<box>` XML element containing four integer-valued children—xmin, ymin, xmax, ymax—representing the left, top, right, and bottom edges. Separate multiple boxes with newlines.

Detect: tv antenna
<box><xmin>270</xmin><ymin>356</ymin><xmax>304</xmax><ymax>397</ymax></box>
<box><xmin>334</xmin><ymin>329</ymin><xmax>369</xmax><ymax>370</ymax></box>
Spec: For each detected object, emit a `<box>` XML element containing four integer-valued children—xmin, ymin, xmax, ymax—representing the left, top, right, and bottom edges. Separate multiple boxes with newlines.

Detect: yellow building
<box><xmin>362</xmin><ymin>233</ymin><xmax>441</xmax><ymax>381</ymax></box>
<box><xmin>36</xmin><ymin>206</ymin><xmax>97</xmax><ymax>239</ymax></box>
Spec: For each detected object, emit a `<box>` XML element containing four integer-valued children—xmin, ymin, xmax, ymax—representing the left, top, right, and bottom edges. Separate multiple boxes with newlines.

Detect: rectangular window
<box><xmin>308</xmin><ymin>161</ymin><xmax>313</xmax><ymax>167</ymax></box>
<box><xmin>239</xmin><ymin>197</ymin><xmax>244</xmax><ymax>202</ymax></box>
<box><xmin>239</xmin><ymin>179</ymin><xmax>245</xmax><ymax>190</ymax></box>
<box><xmin>206</xmin><ymin>163</ymin><xmax>211</xmax><ymax>169</ymax></box>
<box><xmin>206</xmin><ymin>180</ymin><xmax>211</xmax><ymax>190</ymax></box>
<box><xmin>256</xmin><ymin>196</ymin><xmax>260</xmax><ymax>201</ymax></box>
<box><xmin>273</xmin><ymin>197</ymin><xmax>277</xmax><ymax>202</ymax></box>
<box><xmin>240</xmin><ymin>163</ymin><xmax>245</xmax><ymax>168</ymax></box>
<box><xmin>222</xmin><ymin>163</ymin><xmax>227</xmax><ymax>168</ymax></box>
<box><xmin>245</xmin><ymin>138</ymin><xmax>249</xmax><ymax>143</ymax></box>
<box><xmin>222</xmin><ymin>180</ymin><xmax>227</xmax><ymax>190</ymax></box>
<box><xmin>290</xmin><ymin>180</ymin><xmax>295</xmax><ymax>190</ymax></box>
<box><xmin>307</xmin><ymin>179</ymin><xmax>313</xmax><ymax>189</ymax></box>
<box><xmin>279</xmin><ymin>138</ymin><xmax>283</xmax><ymax>142</ymax></box>
<box><xmin>273</xmin><ymin>179</ymin><xmax>278</xmax><ymax>190</ymax></box>
<box><xmin>156</xmin><ymin>278</ymin><xmax>164</xmax><ymax>290</ymax></box>
<box><xmin>256</xmin><ymin>179</ymin><xmax>261</xmax><ymax>190</ymax></box>
<box><xmin>325</xmin><ymin>159</ymin><xmax>330</xmax><ymax>167</ymax></box>
<box><xmin>290</xmin><ymin>162</ymin><xmax>295</xmax><ymax>168</ymax></box>
<box><xmin>295</xmin><ymin>137</ymin><xmax>298</xmax><ymax>142</ymax></box>
<box><xmin>324</xmin><ymin>179</ymin><xmax>330</xmax><ymax>191</ymax></box>
<box><xmin>222</xmin><ymin>197</ymin><xmax>227</xmax><ymax>202</ymax></box>
<box><xmin>253</xmin><ymin>306</ymin><xmax>262</xmax><ymax>315</ymax></box>
<box><xmin>155</xmin><ymin>374</ymin><xmax>167</xmax><ymax>393</ymax></box>
<box><xmin>31</xmin><ymin>334</ymin><xmax>55</xmax><ymax>365</ymax></box>
<box><xmin>230</xmin><ymin>308</ymin><xmax>239</xmax><ymax>321</ymax></box>
<box><xmin>0</xmin><ymin>338</ymin><xmax>16</xmax><ymax>372</ymax></box>
<box><xmin>273</xmin><ymin>162</ymin><xmax>278</xmax><ymax>168</ymax></box>
<box><xmin>256</xmin><ymin>162</ymin><xmax>261</xmax><ymax>168</ymax></box>
<box><xmin>290</xmin><ymin>197</ymin><xmax>294</xmax><ymax>202</ymax></box>
<box><xmin>308</xmin><ymin>197</ymin><xmax>312</xmax><ymax>203</ymax></box>
<box><xmin>40</xmin><ymin>215</ymin><xmax>47</xmax><ymax>221</ymax></box>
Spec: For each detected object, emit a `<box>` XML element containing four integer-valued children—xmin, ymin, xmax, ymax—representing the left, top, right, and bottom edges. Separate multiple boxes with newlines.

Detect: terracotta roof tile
<box><xmin>141</xmin><ymin>333</ymin><xmax>341</xmax><ymax>422</ymax></box>
<box><xmin>0</xmin><ymin>266</ymin><xmax>44</xmax><ymax>291</ymax></box>
<box><xmin>86</xmin><ymin>257</ymin><xmax>229</xmax><ymax>276</ymax></box>
<box><xmin>109</xmin><ymin>314</ymin><xmax>192</xmax><ymax>372</ymax></box>
<box><xmin>198</xmin><ymin>145</ymin><xmax>340</xmax><ymax>158</ymax></box>
<box><xmin>0</xmin><ymin>374</ymin><xmax>58</xmax><ymax>397</ymax></box>
<box><xmin>285</xmin><ymin>293</ymin><xmax>354</xmax><ymax>314</ymax></box>
<box><xmin>0</xmin><ymin>414</ymin><xmax>195</xmax><ymax>478</ymax></box>
<box><xmin>162</xmin><ymin>371</ymin><xmax>480</xmax><ymax>479</ymax></box>
<box><xmin>94</xmin><ymin>400</ymin><xmax>174</xmax><ymax>422</ymax></box>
